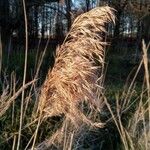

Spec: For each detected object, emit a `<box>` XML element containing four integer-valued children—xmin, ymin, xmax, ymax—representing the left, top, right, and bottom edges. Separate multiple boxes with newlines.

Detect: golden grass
<box><xmin>30</xmin><ymin>6</ymin><xmax>116</xmax><ymax>149</ymax></box>
<box><xmin>37</xmin><ymin>6</ymin><xmax>115</xmax><ymax>126</ymax></box>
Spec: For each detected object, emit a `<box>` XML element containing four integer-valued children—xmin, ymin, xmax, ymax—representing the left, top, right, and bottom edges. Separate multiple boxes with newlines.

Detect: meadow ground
<box><xmin>0</xmin><ymin>42</ymin><xmax>149</xmax><ymax>150</ymax></box>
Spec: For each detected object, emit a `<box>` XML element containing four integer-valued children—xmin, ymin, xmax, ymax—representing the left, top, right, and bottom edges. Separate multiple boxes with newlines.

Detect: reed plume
<box><xmin>37</xmin><ymin>6</ymin><xmax>115</xmax><ymax>126</ymax></box>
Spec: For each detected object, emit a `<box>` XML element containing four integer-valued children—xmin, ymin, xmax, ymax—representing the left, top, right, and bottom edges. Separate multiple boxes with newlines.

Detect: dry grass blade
<box><xmin>141</xmin><ymin>40</ymin><xmax>150</xmax><ymax>150</ymax></box>
<box><xmin>0</xmin><ymin>79</ymin><xmax>36</xmax><ymax>117</ymax></box>
<box><xmin>104</xmin><ymin>41</ymin><xmax>150</xmax><ymax>150</ymax></box>
<box><xmin>37</xmin><ymin>6</ymin><xmax>115</xmax><ymax>127</ymax></box>
<box><xmin>142</xmin><ymin>40</ymin><xmax>150</xmax><ymax>96</ymax></box>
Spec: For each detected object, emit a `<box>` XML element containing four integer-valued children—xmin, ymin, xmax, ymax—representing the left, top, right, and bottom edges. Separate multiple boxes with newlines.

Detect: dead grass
<box><xmin>37</xmin><ymin>6</ymin><xmax>115</xmax><ymax>125</ymax></box>
<box><xmin>0</xmin><ymin>75</ymin><xmax>36</xmax><ymax>118</ymax></box>
<box><xmin>33</xmin><ymin>6</ymin><xmax>115</xmax><ymax>149</ymax></box>
<box><xmin>104</xmin><ymin>41</ymin><xmax>150</xmax><ymax>150</ymax></box>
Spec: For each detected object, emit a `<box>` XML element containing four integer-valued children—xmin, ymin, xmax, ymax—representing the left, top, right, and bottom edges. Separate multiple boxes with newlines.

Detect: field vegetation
<box><xmin>0</xmin><ymin>0</ymin><xmax>150</xmax><ymax>150</ymax></box>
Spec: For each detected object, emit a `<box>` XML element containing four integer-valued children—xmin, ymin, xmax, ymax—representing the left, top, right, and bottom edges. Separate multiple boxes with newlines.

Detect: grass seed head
<box><xmin>37</xmin><ymin>6</ymin><xmax>115</xmax><ymax>126</ymax></box>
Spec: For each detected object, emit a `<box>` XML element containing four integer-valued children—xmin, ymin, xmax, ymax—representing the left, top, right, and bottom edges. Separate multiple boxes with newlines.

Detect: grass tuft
<box><xmin>35</xmin><ymin>6</ymin><xmax>115</xmax><ymax>149</ymax></box>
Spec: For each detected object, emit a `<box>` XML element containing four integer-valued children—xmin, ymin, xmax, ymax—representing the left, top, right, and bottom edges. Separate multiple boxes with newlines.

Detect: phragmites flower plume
<box><xmin>37</xmin><ymin>6</ymin><xmax>115</xmax><ymax>126</ymax></box>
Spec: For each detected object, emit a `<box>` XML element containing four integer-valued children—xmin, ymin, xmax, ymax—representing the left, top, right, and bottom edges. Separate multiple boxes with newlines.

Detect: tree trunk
<box><xmin>86</xmin><ymin>0</ymin><xmax>90</xmax><ymax>11</ymax></box>
<box><xmin>0</xmin><ymin>0</ymin><xmax>12</xmax><ymax>52</ymax></box>
<box><xmin>41</xmin><ymin>6</ymin><xmax>45</xmax><ymax>39</ymax></box>
<box><xmin>65</xmin><ymin>0</ymin><xmax>71</xmax><ymax>31</ymax></box>
<box><xmin>112</xmin><ymin>9</ymin><xmax>122</xmax><ymax>51</ymax></box>
<box><xmin>34</xmin><ymin>6</ymin><xmax>39</xmax><ymax>38</ymax></box>
<box><xmin>142</xmin><ymin>14</ymin><xmax>150</xmax><ymax>44</ymax></box>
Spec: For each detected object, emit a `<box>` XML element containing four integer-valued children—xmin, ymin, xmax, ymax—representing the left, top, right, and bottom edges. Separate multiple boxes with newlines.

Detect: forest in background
<box><xmin>0</xmin><ymin>0</ymin><xmax>150</xmax><ymax>52</ymax></box>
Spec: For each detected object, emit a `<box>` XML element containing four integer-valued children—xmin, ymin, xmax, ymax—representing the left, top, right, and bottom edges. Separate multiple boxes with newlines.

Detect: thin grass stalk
<box><xmin>16</xmin><ymin>0</ymin><xmax>28</xmax><ymax>148</ymax></box>
<box><xmin>67</xmin><ymin>131</ymin><xmax>74</xmax><ymax>150</ymax></box>
<box><xmin>121</xmin><ymin>59</ymin><xmax>143</xmax><ymax>110</ymax></box>
<box><xmin>124</xmin><ymin>130</ymin><xmax>134</xmax><ymax>150</ymax></box>
<box><xmin>104</xmin><ymin>97</ymin><xmax>122</xmax><ymax>136</ymax></box>
<box><xmin>131</xmin><ymin>82</ymin><xmax>145</xmax><ymax>135</ymax></box>
<box><xmin>104</xmin><ymin>96</ymin><xmax>130</xmax><ymax>150</ymax></box>
<box><xmin>140</xmin><ymin>78</ymin><xmax>148</xmax><ymax>142</ymax></box>
<box><xmin>24</xmin><ymin>131</ymin><xmax>35</xmax><ymax>150</ymax></box>
<box><xmin>143</xmin><ymin>41</ymin><xmax>150</xmax><ymax>149</ymax></box>
<box><xmin>23</xmin><ymin>37</ymin><xmax>50</xmax><ymax>119</ymax></box>
<box><xmin>116</xmin><ymin>97</ymin><xmax>129</xmax><ymax>150</ymax></box>
<box><xmin>63</xmin><ymin>121</ymin><xmax>68</xmax><ymax>150</ymax></box>
<box><xmin>12</xmin><ymin>135</ymin><xmax>17</xmax><ymax>150</ymax></box>
<box><xmin>12</xmin><ymin>72</ymin><xmax>16</xmax><ymax>126</ymax></box>
<box><xmin>31</xmin><ymin>112</ymin><xmax>42</xmax><ymax>149</ymax></box>
<box><xmin>34</xmin><ymin>36</ymin><xmax>52</xmax><ymax>80</ymax></box>
<box><xmin>142</xmin><ymin>41</ymin><xmax>150</xmax><ymax>96</ymax></box>
<box><xmin>22</xmin><ymin>118</ymin><xmax>39</xmax><ymax>132</ymax></box>
<box><xmin>23</xmin><ymin>60</ymin><xmax>47</xmax><ymax>149</ymax></box>
<box><xmin>141</xmin><ymin>103</ymin><xmax>148</xmax><ymax>150</ymax></box>
<box><xmin>142</xmin><ymin>41</ymin><xmax>150</xmax><ymax>138</ymax></box>
<box><xmin>34</xmin><ymin>37</ymin><xmax>42</xmax><ymax>74</ymax></box>
<box><xmin>61</xmin><ymin>120</ymin><xmax>76</xmax><ymax>150</ymax></box>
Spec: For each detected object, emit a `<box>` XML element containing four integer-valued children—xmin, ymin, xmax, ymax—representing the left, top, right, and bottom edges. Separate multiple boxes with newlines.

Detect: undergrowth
<box><xmin>0</xmin><ymin>43</ymin><xmax>149</xmax><ymax>150</ymax></box>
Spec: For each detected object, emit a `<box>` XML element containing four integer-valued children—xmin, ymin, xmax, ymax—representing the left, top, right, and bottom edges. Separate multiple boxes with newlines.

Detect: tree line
<box><xmin>0</xmin><ymin>0</ymin><xmax>150</xmax><ymax>52</ymax></box>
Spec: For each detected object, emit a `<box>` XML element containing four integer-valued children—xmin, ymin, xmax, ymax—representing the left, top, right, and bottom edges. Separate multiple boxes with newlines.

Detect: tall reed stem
<box><xmin>17</xmin><ymin>0</ymin><xmax>28</xmax><ymax>149</ymax></box>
